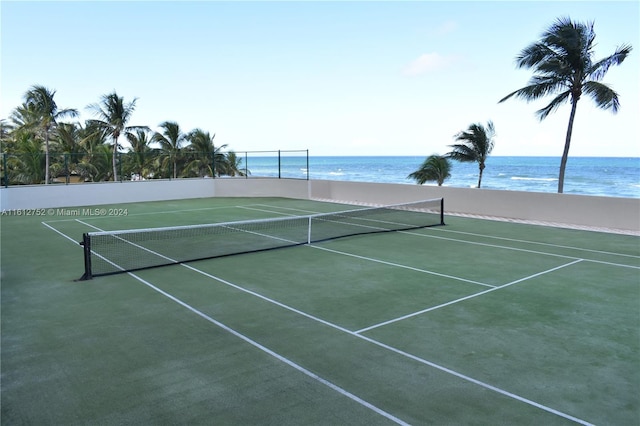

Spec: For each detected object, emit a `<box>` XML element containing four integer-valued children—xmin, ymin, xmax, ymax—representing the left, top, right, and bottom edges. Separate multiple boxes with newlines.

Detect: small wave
<box><xmin>511</xmin><ymin>176</ymin><xmax>557</xmax><ymax>182</ymax></box>
<box><xmin>329</xmin><ymin>171</ymin><xmax>345</xmax><ymax>176</ymax></box>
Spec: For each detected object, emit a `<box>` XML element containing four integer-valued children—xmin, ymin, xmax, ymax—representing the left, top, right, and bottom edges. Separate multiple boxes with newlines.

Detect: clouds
<box><xmin>401</xmin><ymin>18</ymin><xmax>461</xmax><ymax>77</ymax></box>
<box><xmin>434</xmin><ymin>20</ymin><xmax>458</xmax><ymax>36</ymax></box>
<box><xmin>402</xmin><ymin>52</ymin><xmax>460</xmax><ymax>76</ymax></box>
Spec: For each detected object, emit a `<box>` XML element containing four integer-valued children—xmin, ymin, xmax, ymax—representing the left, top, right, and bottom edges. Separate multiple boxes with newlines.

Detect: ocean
<box><xmin>241</xmin><ymin>156</ymin><xmax>640</xmax><ymax>199</ymax></box>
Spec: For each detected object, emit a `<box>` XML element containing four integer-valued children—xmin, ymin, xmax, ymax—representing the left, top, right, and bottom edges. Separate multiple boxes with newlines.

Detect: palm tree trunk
<box><xmin>45</xmin><ymin>132</ymin><xmax>50</xmax><ymax>185</ymax></box>
<box><xmin>477</xmin><ymin>164</ymin><xmax>484</xmax><ymax>188</ymax></box>
<box><xmin>112</xmin><ymin>137</ymin><xmax>118</xmax><ymax>182</ymax></box>
<box><xmin>558</xmin><ymin>99</ymin><xmax>579</xmax><ymax>193</ymax></box>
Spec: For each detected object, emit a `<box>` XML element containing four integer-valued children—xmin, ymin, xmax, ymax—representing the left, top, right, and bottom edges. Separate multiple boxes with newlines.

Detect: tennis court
<box><xmin>2</xmin><ymin>197</ymin><xmax>639</xmax><ymax>425</ymax></box>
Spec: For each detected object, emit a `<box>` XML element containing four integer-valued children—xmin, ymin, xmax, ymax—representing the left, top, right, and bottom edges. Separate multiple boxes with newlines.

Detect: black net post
<box><xmin>440</xmin><ymin>198</ymin><xmax>445</xmax><ymax>225</ymax></box>
<box><xmin>78</xmin><ymin>233</ymin><xmax>93</xmax><ymax>280</ymax></box>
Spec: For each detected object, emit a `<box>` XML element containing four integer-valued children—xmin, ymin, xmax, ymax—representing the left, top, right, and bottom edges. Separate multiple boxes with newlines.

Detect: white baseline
<box><xmin>43</xmin><ymin>219</ymin><xmax>596</xmax><ymax>426</ymax></box>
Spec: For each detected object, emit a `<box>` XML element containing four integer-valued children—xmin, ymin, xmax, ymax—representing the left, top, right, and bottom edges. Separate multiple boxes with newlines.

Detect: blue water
<box><xmin>240</xmin><ymin>156</ymin><xmax>640</xmax><ymax>199</ymax></box>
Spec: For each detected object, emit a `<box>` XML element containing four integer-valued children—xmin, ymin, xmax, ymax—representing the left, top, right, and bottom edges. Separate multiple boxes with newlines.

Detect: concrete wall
<box><xmin>213</xmin><ymin>178</ymin><xmax>311</xmax><ymax>199</ymax></box>
<box><xmin>0</xmin><ymin>179</ymin><xmax>215</xmax><ymax>209</ymax></box>
<box><xmin>2</xmin><ymin>178</ymin><xmax>638</xmax><ymax>233</ymax></box>
<box><xmin>310</xmin><ymin>180</ymin><xmax>640</xmax><ymax>232</ymax></box>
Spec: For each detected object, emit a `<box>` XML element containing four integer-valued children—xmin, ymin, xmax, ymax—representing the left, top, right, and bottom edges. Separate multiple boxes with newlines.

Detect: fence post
<box><xmin>278</xmin><ymin>150</ymin><xmax>281</xmax><ymax>179</ymax></box>
<box><xmin>65</xmin><ymin>154</ymin><xmax>70</xmax><ymax>185</ymax></box>
<box><xmin>306</xmin><ymin>149</ymin><xmax>309</xmax><ymax>180</ymax></box>
<box><xmin>211</xmin><ymin>147</ymin><xmax>216</xmax><ymax>179</ymax></box>
<box><xmin>119</xmin><ymin>151</ymin><xmax>123</xmax><ymax>182</ymax></box>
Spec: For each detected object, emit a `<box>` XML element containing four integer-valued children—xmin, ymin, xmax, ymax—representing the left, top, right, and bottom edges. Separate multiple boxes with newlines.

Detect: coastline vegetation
<box><xmin>2</xmin><ymin>17</ymin><xmax>632</xmax><ymax>191</ymax></box>
<box><xmin>0</xmin><ymin>88</ymin><xmax>245</xmax><ymax>185</ymax></box>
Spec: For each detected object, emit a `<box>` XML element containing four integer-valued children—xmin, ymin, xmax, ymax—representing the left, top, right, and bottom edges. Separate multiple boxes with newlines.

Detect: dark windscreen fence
<box><xmin>79</xmin><ymin>198</ymin><xmax>444</xmax><ymax>280</ymax></box>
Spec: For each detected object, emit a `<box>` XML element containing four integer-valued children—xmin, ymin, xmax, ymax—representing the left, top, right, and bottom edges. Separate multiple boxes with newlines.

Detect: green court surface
<box><xmin>1</xmin><ymin>197</ymin><xmax>638</xmax><ymax>425</ymax></box>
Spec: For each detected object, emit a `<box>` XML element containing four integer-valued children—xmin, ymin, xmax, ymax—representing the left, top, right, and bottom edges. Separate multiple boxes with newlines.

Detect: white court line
<box><xmin>46</xmin><ymin>221</ymin><xmax>408</xmax><ymax>425</ymax></box>
<box><xmin>244</xmin><ymin>205</ymin><xmax>640</xmax><ymax>268</ymax></box>
<box><xmin>240</xmin><ymin>205</ymin><xmax>495</xmax><ymax>288</ymax></box>
<box><xmin>432</xmin><ymin>227</ymin><xmax>640</xmax><ymax>259</ymax></box>
<box><xmin>403</xmin><ymin>230</ymin><xmax>640</xmax><ymax>270</ymax></box>
<box><xmin>403</xmin><ymin>230</ymin><xmax>581</xmax><ymax>261</ymax></box>
<box><xmin>47</xmin><ymin>220</ymin><xmax>595</xmax><ymax>426</ymax></box>
<box><xmin>240</xmin><ymin>204</ymin><xmax>336</xmax><ymax>216</ymax></box>
<box><xmin>129</xmin><ymin>273</ymin><xmax>410</xmax><ymax>426</ymax></box>
<box><xmin>44</xmin><ymin>204</ymin><xmax>265</xmax><ymax>223</ymax></box>
<box><xmin>42</xmin><ymin>221</ymin><xmax>82</xmax><ymax>243</ymax></box>
<box><xmin>310</xmin><ymin>245</ymin><xmax>495</xmax><ymax>288</ymax></box>
<box><xmin>355</xmin><ymin>259</ymin><xmax>584</xmax><ymax>334</ymax></box>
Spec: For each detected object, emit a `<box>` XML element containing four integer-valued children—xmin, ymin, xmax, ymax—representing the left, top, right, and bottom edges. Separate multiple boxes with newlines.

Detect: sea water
<box><xmin>240</xmin><ymin>156</ymin><xmax>640</xmax><ymax>199</ymax></box>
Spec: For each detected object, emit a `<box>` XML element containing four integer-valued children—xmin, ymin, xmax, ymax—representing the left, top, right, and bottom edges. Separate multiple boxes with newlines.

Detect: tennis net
<box><xmin>79</xmin><ymin>198</ymin><xmax>444</xmax><ymax>279</ymax></box>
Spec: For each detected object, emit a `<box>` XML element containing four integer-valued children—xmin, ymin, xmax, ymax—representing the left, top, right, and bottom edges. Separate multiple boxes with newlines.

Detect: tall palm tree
<box><xmin>153</xmin><ymin>121</ymin><xmax>188</xmax><ymax>179</ymax></box>
<box><xmin>408</xmin><ymin>155</ymin><xmax>451</xmax><ymax>186</ymax></box>
<box><xmin>87</xmin><ymin>92</ymin><xmax>148</xmax><ymax>181</ymax></box>
<box><xmin>446</xmin><ymin>121</ymin><xmax>495</xmax><ymax>188</ymax></box>
<box><xmin>23</xmin><ymin>85</ymin><xmax>78</xmax><ymax>184</ymax></box>
<box><xmin>499</xmin><ymin>17</ymin><xmax>632</xmax><ymax>193</ymax></box>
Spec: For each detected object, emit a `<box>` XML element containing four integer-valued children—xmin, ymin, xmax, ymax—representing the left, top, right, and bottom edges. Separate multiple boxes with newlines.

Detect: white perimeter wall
<box><xmin>1</xmin><ymin>178</ymin><xmax>638</xmax><ymax>233</ymax></box>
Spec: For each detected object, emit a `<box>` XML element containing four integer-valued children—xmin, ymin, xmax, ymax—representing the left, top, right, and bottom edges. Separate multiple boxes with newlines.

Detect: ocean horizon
<box><xmin>241</xmin><ymin>155</ymin><xmax>640</xmax><ymax>199</ymax></box>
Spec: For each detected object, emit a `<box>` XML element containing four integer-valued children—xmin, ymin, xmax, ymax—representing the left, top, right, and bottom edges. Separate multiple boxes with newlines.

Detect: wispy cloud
<box><xmin>402</xmin><ymin>52</ymin><xmax>459</xmax><ymax>76</ymax></box>
<box><xmin>435</xmin><ymin>20</ymin><xmax>458</xmax><ymax>36</ymax></box>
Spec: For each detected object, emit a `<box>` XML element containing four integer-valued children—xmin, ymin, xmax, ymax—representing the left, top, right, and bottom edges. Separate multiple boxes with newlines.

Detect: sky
<box><xmin>1</xmin><ymin>1</ymin><xmax>638</xmax><ymax>157</ymax></box>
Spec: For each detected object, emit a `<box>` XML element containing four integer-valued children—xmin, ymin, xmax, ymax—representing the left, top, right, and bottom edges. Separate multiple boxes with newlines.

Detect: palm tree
<box><xmin>87</xmin><ymin>92</ymin><xmax>148</xmax><ymax>181</ymax></box>
<box><xmin>52</xmin><ymin>122</ymin><xmax>87</xmax><ymax>182</ymax></box>
<box><xmin>88</xmin><ymin>143</ymin><xmax>114</xmax><ymax>182</ymax></box>
<box><xmin>0</xmin><ymin>119</ymin><xmax>12</xmax><ymax>149</ymax></box>
<box><xmin>224</xmin><ymin>151</ymin><xmax>248</xmax><ymax>177</ymax></box>
<box><xmin>184</xmin><ymin>129</ymin><xmax>224</xmax><ymax>177</ymax></box>
<box><xmin>0</xmin><ymin>120</ymin><xmax>11</xmax><ymax>183</ymax></box>
<box><xmin>8</xmin><ymin>132</ymin><xmax>46</xmax><ymax>184</ymax></box>
<box><xmin>79</xmin><ymin>125</ymin><xmax>111</xmax><ymax>182</ymax></box>
<box><xmin>153</xmin><ymin>121</ymin><xmax>188</xmax><ymax>179</ymax></box>
<box><xmin>446</xmin><ymin>121</ymin><xmax>495</xmax><ymax>188</ymax></box>
<box><xmin>408</xmin><ymin>155</ymin><xmax>451</xmax><ymax>186</ymax></box>
<box><xmin>126</xmin><ymin>129</ymin><xmax>157</xmax><ymax>179</ymax></box>
<box><xmin>499</xmin><ymin>17</ymin><xmax>632</xmax><ymax>193</ymax></box>
<box><xmin>22</xmin><ymin>85</ymin><xmax>78</xmax><ymax>184</ymax></box>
